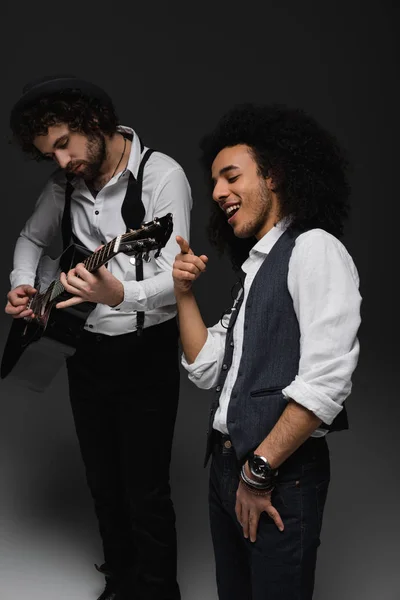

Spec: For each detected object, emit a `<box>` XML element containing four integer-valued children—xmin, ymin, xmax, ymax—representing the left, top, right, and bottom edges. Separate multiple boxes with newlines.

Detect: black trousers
<box><xmin>209</xmin><ymin>432</ymin><xmax>330</xmax><ymax>600</ymax></box>
<box><xmin>66</xmin><ymin>318</ymin><xmax>181</xmax><ymax>600</ymax></box>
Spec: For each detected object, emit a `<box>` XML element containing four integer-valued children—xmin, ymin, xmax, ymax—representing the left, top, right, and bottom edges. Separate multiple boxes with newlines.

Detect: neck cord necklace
<box><xmin>111</xmin><ymin>135</ymin><xmax>127</xmax><ymax>179</ymax></box>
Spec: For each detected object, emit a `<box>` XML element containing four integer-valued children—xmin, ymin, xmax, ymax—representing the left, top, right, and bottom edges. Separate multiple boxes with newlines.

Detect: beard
<box><xmin>234</xmin><ymin>180</ymin><xmax>273</xmax><ymax>239</ymax></box>
<box><xmin>67</xmin><ymin>133</ymin><xmax>107</xmax><ymax>181</ymax></box>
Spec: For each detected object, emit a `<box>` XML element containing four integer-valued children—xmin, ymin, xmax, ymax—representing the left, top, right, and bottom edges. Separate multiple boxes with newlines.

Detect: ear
<box><xmin>265</xmin><ymin>166</ymin><xmax>283</xmax><ymax>191</ymax></box>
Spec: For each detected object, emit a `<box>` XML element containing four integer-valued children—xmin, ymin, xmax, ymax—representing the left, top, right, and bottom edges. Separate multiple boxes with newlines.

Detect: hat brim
<box><xmin>11</xmin><ymin>77</ymin><xmax>112</xmax><ymax>116</ymax></box>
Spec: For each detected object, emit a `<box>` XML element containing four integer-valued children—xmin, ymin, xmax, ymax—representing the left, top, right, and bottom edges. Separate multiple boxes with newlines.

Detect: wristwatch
<box><xmin>248</xmin><ymin>452</ymin><xmax>278</xmax><ymax>481</ymax></box>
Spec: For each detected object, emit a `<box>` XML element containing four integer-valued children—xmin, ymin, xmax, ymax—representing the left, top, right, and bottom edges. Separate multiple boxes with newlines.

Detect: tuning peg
<box><xmin>142</xmin><ymin>251</ymin><xmax>151</xmax><ymax>262</ymax></box>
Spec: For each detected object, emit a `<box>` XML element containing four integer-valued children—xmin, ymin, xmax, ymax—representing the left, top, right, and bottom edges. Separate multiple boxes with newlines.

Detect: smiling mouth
<box><xmin>225</xmin><ymin>204</ymin><xmax>240</xmax><ymax>221</ymax></box>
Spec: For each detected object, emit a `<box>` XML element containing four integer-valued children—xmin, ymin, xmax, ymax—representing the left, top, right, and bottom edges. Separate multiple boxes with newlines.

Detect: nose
<box><xmin>212</xmin><ymin>178</ymin><xmax>230</xmax><ymax>204</ymax></box>
<box><xmin>53</xmin><ymin>149</ymin><xmax>70</xmax><ymax>169</ymax></box>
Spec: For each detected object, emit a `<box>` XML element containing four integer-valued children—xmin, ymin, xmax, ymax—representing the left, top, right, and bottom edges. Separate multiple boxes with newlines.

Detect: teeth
<box><xmin>226</xmin><ymin>204</ymin><xmax>240</xmax><ymax>215</ymax></box>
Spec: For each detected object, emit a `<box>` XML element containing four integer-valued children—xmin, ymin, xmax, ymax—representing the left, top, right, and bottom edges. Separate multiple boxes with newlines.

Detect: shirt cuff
<box><xmin>110</xmin><ymin>280</ymin><xmax>142</xmax><ymax>312</ymax></box>
<box><xmin>181</xmin><ymin>331</ymin><xmax>218</xmax><ymax>380</ymax></box>
<box><xmin>282</xmin><ymin>375</ymin><xmax>344</xmax><ymax>425</ymax></box>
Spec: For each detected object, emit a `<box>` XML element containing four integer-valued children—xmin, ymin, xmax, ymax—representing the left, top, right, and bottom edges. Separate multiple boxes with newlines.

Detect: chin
<box><xmin>232</xmin><ymin>224</ymin><xmax>258</xmax><ymax>239</ymax></box>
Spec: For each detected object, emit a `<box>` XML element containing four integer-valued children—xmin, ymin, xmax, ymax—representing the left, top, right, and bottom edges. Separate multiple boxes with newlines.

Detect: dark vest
<box><xmin>204</xmin><ymin>227</ymin><xmax>348</xmax><ymax>466</ymax></box>
<box><xmin>61</xmin><ymin>136</ymin><xmax>154</xmax><ymax>335</ymax></box>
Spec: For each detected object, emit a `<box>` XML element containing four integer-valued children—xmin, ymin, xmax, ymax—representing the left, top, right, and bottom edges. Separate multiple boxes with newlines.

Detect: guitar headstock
<box><xmin>116</xmin><ymin>213</ymin><xmax>173</xmax><ymax>260</ymax></box>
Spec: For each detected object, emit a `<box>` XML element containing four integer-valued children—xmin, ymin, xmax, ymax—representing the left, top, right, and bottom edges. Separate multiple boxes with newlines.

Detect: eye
<box><xmin>227</xmin><ymin>175</ymin><xmax>239</xmax><ymax>183</ymax></box>
<box><xmin>58</xmin><ymin>140</ymin><xmax>68</xmax><ymax>149</ymax></box>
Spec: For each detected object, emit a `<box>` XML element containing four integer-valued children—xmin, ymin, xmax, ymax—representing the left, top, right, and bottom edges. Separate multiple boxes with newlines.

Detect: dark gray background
<box><xmin>0</xmin><ymin>2</ymin><xmax>398</xmax><ymax>599</ymax></box>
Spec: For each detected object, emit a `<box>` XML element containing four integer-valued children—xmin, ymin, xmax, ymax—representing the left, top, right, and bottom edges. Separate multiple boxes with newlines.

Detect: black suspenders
<box><xmin>61</xmin><ymin>138</ymin><xmax>155</xmax><ymax>336</ymax></box>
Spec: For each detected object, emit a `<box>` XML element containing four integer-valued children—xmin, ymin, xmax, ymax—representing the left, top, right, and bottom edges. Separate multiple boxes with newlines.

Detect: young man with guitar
<box><xmin>4</xmin><ymin>75</ymin><xmax>192</xmax><ymax>600</ymax></box>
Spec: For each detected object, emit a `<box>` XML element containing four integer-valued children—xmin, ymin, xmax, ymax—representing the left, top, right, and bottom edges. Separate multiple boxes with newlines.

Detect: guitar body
<box><xmin>0</xmin><ymin>213</ymin><xmax>173</xmax><ymax>391</ymax></box>
<box><xmin>1</xmin><ymin>244</ymin><xmax>95</xmax><ymax>389</ymax></box>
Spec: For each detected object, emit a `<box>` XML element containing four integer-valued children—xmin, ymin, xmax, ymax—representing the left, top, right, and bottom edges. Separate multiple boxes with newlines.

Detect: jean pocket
<box><xmin>250</xmin><ymin>387</ymin><xmax>284</xmax><ymax>397</ymax></box>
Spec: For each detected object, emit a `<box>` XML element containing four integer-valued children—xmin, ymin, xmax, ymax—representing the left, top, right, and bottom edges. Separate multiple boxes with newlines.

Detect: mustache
<box><xmin>66</xmin><ymin>161</ymin><xmax>88</xmax><ymax>173</ymax></box>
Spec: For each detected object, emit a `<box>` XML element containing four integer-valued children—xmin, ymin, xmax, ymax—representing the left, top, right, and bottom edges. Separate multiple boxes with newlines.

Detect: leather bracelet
<box><xmin>240</xmin><ymin>465</ymin><xmax>275</xmax><ymax>491</ymax></box>
<box><xmin>240</xmin><ymin>477</ymin><xmax>274</xmax><ymax>496</ymax></box>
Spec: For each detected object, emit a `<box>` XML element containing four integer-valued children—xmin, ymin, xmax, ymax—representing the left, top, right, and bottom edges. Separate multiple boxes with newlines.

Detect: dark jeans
<box><xmin>66</xmin><ymin>318</ymin><xmax>181</xmax><ymax>600</ymax></box>
<box><xmin>209</xmin><ymin>431</ymin><xmax>330</xmax><ymax>600</ymax></box>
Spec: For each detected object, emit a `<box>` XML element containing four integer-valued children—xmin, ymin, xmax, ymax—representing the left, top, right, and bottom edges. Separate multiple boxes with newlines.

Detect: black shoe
<box><xmin>95</xmin><ymin>563</ymin><xmax>120</xmax><ymax>600</ymax></box>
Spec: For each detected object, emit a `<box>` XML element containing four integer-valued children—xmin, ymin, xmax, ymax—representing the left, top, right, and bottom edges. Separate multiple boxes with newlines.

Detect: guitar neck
<box><xmin>46</xmin><ymin>236</ymin><xmax>123</xmax><ymax>304</ymax></box>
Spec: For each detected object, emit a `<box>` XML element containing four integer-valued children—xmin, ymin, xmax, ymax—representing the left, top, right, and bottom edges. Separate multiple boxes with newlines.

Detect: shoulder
<box><xmin>292</xmin><ymin>228</ymin><xmax>359</xmax><ymax>283</ymax></box>
<box><xmin>146</xmin><ymin>149</ymin><xmax>188</xmax><ymax>181</ymax></box>
<box><xmin>295</xmin><ymin>228</ymin><xmax>352</xmax><ymax>258</ymax></box>
<box><xmin>44</xmin><ymin>167</ymin><xmax>69</xmax><ymax>192</ymax></box>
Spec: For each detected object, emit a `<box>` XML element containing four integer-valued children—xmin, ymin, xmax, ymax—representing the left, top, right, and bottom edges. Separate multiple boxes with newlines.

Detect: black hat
<box><xmin>11</xmin><ymin>74</ymin><xmax>113</xmax><ymax>118</ymax></box>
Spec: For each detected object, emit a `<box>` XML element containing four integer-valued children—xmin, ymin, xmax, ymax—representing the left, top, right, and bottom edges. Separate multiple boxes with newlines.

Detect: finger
<box><xmin>174</xmin><ymin>259</ymin><xmax>203</xmax><ymax>276</ymax></box>
<box><xmin>56</xmin><ymin>296</ymin><xmax>85</xmax><ymax>310</ymax></box>
<box><xmin>235</xmin><ymin>498</ymin><xmax>243</xmax><ymax>527</ymax></box>
<box><xmin>5</xmin><ymin>303</ymin><xmax>30</xmax><ymax>315</ymax></box>
<box><xmin>242</xmin><ymin>510</ymin><xmax>250</xmax><ymax>539</ymax></box>
<box><xmin>22</xmin><ymin>285</ymin><xmax>37</xmax><ymax>296</ymax></box>
<box><xmin>249</xmin><ymin>511</ymin><xmax>260</xmax><ymax>543</ymax></box>
<box><xmin>265</xmin><ymin>505</ymin><xmax>284</xmax><ymax>532</ymax></box>
<box><xmin>8</xmin><ymin>296</ymin><xmax>31</xmax><ymax>307</ymax></box>
<box><xmin>18</xmin><ymin>308</ymin><xmax>34</xmax><ymax>319</ymax></box>
<box><xmin>180</xmin><ymin>254</ymin><xmax>208</xmax><ymax>271</ymax></box>
<box><xmin>172</xmin><ymin>269</ymin><xmax>196</xmax><ymax>281</ymax></box>
<box><xmin>175</xmin><ymin>236</ymin><xmax>193</xmax><ymax>255</ymax></box>
<box><xmin>60</xmin><ymin>272</ymin><xmax>88</xmax><ymax>294</ymax></box>
<box><xmin>73</xmin><ymin>263</ymin><xmax>96</xmax><ymax>283</ymax></box>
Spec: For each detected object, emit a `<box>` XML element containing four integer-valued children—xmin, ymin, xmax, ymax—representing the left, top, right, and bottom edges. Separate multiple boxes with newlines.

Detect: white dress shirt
<box><xmin>10</xmin><ymin>126</ymin><xmax>192</xmax><ymax>335</ymax></box>
<box><xmin>182</xmin><ymin>222</ymin><xmax>362</xmax><ymax>437</ymax></box>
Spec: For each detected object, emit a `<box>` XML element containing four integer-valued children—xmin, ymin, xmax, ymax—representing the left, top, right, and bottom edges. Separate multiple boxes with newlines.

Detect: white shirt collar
<box><xmin>117</xmin><ymin>125</ymin><xmax>142</xmax><ymax>179</ymax></box>
<box><xmin>250</xmin><ymin>217</ymin><xmax>291</xmax><ymax>257</ymax></box>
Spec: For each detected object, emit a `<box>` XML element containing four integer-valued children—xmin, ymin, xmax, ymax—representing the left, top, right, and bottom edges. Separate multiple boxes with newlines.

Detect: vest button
<box><xmin>222</xmin><ymin>364</ymin><xmax>228</xmax><ymax>370</ymax></box>
<box><xmin>216</xmin><ymin>386</ymin><xmax>221</xmax><ymax>392</ymax></box>
<box><xmin>230</xmin><ymin>341</ymin><xmax>234</xmax><ymax>347</ymax></box>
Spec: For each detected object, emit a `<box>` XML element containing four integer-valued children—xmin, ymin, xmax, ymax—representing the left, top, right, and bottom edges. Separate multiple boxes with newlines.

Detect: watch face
<box><xmin>252</xmin><ymin>456</ymin><xmax>268</xmax><ymax>476</ymax></box>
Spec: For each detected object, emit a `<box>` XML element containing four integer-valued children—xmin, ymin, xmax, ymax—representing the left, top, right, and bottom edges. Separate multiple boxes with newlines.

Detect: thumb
<box><xmin>21</xmin><ymin>285</ymin><xmax>37</xmax><ymax>296</ymax></box>
<box><xmin>176</xmin><ymin>235</ymin><xmax>193</xmax><ymax>255</ymax></box>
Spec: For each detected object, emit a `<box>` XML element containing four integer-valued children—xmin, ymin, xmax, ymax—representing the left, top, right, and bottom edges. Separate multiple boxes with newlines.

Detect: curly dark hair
<box><xmin>10</xmin><ymin>89</ymin><xmax>119</xmax><ymax>161</ymax></box>
<box><xmin>199</xmin><ymin>103</ymin><xmax>351</xmax><ymax>270</ymax></box>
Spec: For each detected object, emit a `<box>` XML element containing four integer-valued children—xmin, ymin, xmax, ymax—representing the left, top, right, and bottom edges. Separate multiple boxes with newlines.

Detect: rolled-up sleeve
<box><xmin>283</xmin><ymin>230</ymin><xmax>362</xmax><ymax>424</ymax></box>
<box><xmin>181</xmin><ymin>321</ymin><xmax>228</xmax><ymax>390</ymax></box>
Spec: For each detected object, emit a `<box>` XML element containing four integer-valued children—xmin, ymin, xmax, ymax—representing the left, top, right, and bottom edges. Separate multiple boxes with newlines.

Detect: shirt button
<box><xmin>230</xmin><ymin>341</ymin><xmax>234</xmax><ymax>347</ymax></box>
<box><xmin>222</xmin><ymin>364</ymin><xmax>228</xmax><ymax>370</ymax></box>
<box><xmin>216</xmin><ymin>386</ymin><xmax>221</xmax><ymax>392</ymax></box>
<box><xmin>88</xmin><ymin>324</ymin><xmax>93</xmax><ymax>329</ymax></box>
<box><xmin>95</xmin><ymin>210</ymin><xmax>99</xmax><ymax>215</ymax></box>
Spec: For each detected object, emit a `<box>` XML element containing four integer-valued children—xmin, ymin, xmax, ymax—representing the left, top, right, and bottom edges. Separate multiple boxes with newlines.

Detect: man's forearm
<box><xmin>175</xmin><ymin>290</ymin><xmax>208</xmax><ymax>364</ymax></box>
<box><xmin>254</xmin><ymin>400</ymin><xmax>322</xmax><ymax>469</ymax></box>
